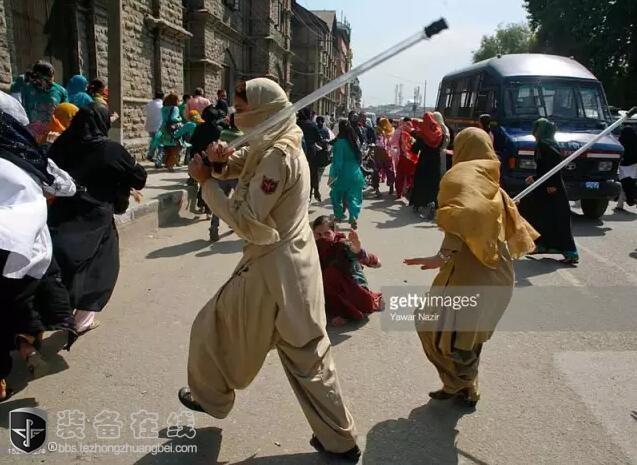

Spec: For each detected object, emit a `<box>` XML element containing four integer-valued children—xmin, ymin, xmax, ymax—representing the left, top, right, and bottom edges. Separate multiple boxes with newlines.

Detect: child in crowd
<box><xmin>312</xmin><ymin>216</ymin><xmax>383</xmax><ymax>326</ymax></box>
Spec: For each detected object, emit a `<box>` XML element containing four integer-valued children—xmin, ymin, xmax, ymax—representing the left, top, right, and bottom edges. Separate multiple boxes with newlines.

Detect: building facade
<box><xmin>290</xmin><ymin>3</ymin><xmax>352</xmax><ymax>118</ymax></box>
<box><xmin>184</xmin><ymin>0</ymin><xmax>293</xmax><ymax>99</ymax></box>
<box><xmin>0</xmin><ymin>0</ymin><xmax>294</xmax><ymax>158</ymax></box>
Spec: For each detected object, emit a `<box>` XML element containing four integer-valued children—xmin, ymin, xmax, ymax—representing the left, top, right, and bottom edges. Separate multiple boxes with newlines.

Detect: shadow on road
<box><xmin>0</xmin><ymin>397</ymin><xmax>38</xmax><ymax>429</ymax></box>
<box><xmin>366</xmin><ymin>198</ymin><xmax>424</xmax><ymax>229</ymax></box>
<box><xmin>147</xmin><ymin>239</ymin><xmax>211</xmax><ymax>259</ymax></box>
<box><xmin>2</xmin><ymin>331</ymin><xmax>71</xmax><ymax>405</ymax></box>
<box><xmin>571</xmin><ymin>214</ymin><xmax>612</xmax><ymax>237</ymax></box>
<box><xmin>514</xmin><ymin>256</ymin><xmax>575</xmax><ymax>287</ymax></box>
<box><xmin>132</xmin><ymin>427</ymin><xmax>222</xmax><ymax>465</ymax></box>
<box><xmin>327</xmin><ymin>319</ymin><xmax>369</xmax><ymax>346</ymax></box>
<box><xmin>195</xmin><ymin>238</ymin><xmax>244</xmax><ymax>257</ymax></box>
<box><xmin>234</xmin><ymin>452</ymin><xmax>328</xmax><ymax>465</ymax></box>
<box><xmin>363</xmin><ymin>400</ymin><xmax>476</xmax><ymax>465</ymax></box>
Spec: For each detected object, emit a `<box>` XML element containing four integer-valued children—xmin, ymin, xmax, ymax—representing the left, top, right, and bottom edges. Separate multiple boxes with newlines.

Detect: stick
<box><xmin>513</xmin><ymin>106</ymin><xmax>637</xmax><ymax>202</ymax></box>
<box><xmin>227</xmin><ymin>19</ymin><xmax>449</xmax><ymax>150</ymax></box>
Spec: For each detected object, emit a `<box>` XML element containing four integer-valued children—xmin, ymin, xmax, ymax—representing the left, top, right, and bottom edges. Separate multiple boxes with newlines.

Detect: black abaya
<box><xmin>410</xmin><ymin>136</ymin><xmax>441</xmax><ymax>208</ymax></box>
<box><xmin>518</xmin><ymin>141</ymin><xmax>577</xmax><ymax>254</ymax></box>
<box><xmin>47</xmin><ymin>104</ymin><xmax>147</xmax><ymax>312</ymax></box>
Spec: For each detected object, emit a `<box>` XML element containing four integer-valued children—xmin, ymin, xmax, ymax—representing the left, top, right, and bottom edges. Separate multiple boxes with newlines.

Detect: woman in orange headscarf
<box><xmin>404</xmin><ymin>127</ymin><xmax>538</xmax><ymax>407</ymax></box>
<box><xmin>37</xmin><ymin>102</ymin><xmax>79</xmax><ymax>145</ymax></box>
<box><xmin>410</xmin><ymin>112</ymin><xmax>443</xmax><ymax>219</ymax></box>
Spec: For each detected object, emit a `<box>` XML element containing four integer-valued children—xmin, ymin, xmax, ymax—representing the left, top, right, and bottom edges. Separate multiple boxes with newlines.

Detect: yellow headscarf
<box><xmin>377</xmin><ymin>117</ymin><xmax>394</xmax><ymax>137</ymax></box>
<box><xmin>53</xmin><ymin>103</ymin><xmax>79</xmax><ymax>129</ymax></box>
<box><xmin>437</xmin><ymin>127</ymin><xmax>538</xmax><ymax>268</ymax></box>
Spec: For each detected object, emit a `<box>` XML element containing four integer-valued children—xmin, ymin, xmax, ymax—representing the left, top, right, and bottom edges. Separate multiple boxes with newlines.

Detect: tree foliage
<box><xmin>473</xmin><ymin>23</ymin><xmax>535</xmax><ymax>63</ymax></box>
<box><xmin>524</xmin><ymin>0</ymin><xmax>637</xmax><ymax>108</ymax></box>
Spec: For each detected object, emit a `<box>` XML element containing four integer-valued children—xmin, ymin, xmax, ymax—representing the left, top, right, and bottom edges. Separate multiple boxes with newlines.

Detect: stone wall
<box><xmin>160</xmin><ymin>36</ymin><xmax>185</xmax><ymax>93</ymax></box>
<box><xmin>95</xmin><ymin>1</ymin><xmax>110</xmax><ymax>82</ymax></box>
<box><xmin>121</xmin><ymin>0</ymin><xmax>189</xmax><ymax>159</ymax></box>
<box><xmin>123</xmin><ymin>0</ymin><xmax>154</xmax><ymax>98</ymax></box>
<box><xmin>0</xmin><ymin>0</ymin><xmax>12</xmax><ymax>88</ymax></box>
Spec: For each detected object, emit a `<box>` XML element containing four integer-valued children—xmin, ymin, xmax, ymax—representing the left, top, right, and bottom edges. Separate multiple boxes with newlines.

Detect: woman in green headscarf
<box><xmin>518</xmin><ymin>118</ymin><xmax>579</xmax><ymax>264</ymax></box>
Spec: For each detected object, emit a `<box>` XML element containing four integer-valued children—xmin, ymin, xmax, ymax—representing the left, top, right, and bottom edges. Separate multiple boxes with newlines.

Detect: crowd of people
<box><xmin>1</xmin><ymin>61</ymin><xmax>146</xmax><ymax>402</ymax></box>
<box><xmin>2</xmin><ymin>57</ymin><xmax>637</xmax><ymax>463</ymax></box>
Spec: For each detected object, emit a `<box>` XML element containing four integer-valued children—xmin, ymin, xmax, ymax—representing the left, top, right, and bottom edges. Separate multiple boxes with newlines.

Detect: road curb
<box><xmin>115</xmin><ymin>187</ymin><xmax>195</xmax><ymax>233</ymax></box>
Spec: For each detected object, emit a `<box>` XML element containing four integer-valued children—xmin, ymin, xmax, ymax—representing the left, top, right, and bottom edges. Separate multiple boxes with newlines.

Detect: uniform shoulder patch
<box><xmin>260</xmin><ymin>175</ymin><xmax>279</xmax><ymax>194</ymax></box>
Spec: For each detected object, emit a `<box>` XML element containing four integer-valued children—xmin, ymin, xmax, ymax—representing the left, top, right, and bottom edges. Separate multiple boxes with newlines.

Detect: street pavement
<box><xmin>1</xmin><ymin>173</ymin><xmax>637</xmax><ymax>465</ymax></box>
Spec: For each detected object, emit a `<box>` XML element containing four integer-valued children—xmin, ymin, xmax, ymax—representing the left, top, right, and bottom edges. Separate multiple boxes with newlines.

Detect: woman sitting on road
<box><xmin>312</xmin><ymin>216</ymin><xmax>383</xmax><ymax>327</ymax></box>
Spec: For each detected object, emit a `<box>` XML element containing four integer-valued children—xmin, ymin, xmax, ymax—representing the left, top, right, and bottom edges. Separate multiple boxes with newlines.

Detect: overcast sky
<box><xmin>297</xmin><ymin>0</ymin><xmax>528</xmax><ymax>107</ymax></box>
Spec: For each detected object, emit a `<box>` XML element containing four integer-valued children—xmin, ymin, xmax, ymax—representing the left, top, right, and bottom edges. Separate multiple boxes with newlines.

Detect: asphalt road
<box><xmin>1</xmin><ymin>180</ymin><xmax>636</xmax><ymax>465</ymax></box>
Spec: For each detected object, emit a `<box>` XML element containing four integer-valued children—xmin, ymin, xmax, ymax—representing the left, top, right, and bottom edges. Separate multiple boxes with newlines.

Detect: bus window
<box><xmin>505</xmin><ymin>84</ymin><xmax>543</xmax><ymax>119</ymax></box>
<box><xmin>504</xmin><ymin>81</ymin><xmax>609</xmax><ymax>123</ymax></box>
<box><xmin>579</xmin><ymin>86</ymin><xmax>605</xmax><ymax>119</ymax></box>
<box><xmin>475</xmin><ymin>90</ymin><xmax>494</xmax><ymax>117</ymax></box>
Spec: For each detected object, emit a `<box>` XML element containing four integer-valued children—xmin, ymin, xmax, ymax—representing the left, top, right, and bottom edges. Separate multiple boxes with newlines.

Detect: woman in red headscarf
<box><xmin>394</xmin><ymin>118</ymin><xmax>419</xmax><ymax>198</ymax></box>
<box><xmin>410</xmin><ymin>112</ymin><xmax>443</xmax><ymax>219</ymax></box>
<box><xmin>312</xmin><ymin>216</ymin><xmax>383</xmax><ymax>326</ymax></box>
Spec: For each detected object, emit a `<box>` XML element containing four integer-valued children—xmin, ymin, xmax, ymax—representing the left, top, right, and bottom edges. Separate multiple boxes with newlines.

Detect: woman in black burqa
<box><xmin>47</xmin><ymin>104</ymin><xmax>147</xmax><ymax>342</ymax></box>
<box><xmin>518</xmin><ymin>118</ymin><xmax>578</xmax><ymax>264</ymax></box>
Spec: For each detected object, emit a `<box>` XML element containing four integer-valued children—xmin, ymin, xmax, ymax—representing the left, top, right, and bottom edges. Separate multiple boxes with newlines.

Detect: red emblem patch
<box><xmin>260</xmin><ymin>175</ymin><xmax>279</xmax><ymax>194</ymax></box>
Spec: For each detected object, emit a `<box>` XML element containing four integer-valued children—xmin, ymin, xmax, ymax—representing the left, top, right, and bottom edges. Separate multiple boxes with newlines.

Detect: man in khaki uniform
<box><xmin>181</xmin><ymin>78</ymin><xmax>360</xmax><ymax>462</ymax></box>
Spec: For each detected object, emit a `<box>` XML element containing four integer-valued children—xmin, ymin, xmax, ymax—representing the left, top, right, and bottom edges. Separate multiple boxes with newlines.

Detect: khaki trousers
<box><xmin>187</xmin><ymin>262</ymin><xmax>357</xmax><ymax>453</ymax></box>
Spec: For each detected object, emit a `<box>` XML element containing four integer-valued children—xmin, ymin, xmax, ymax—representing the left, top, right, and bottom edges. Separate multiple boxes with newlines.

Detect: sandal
<box><xmin>26</xmin><ymin>351</ymin><xmax>49</xmax><ymax>379</ymax></box>
<box><xmin>310</xmin><ymin>435</ymin><xmax>361</xmax><ymax>463</ymax></box>
<box><xmin>428</xmin><ymin>389</ymin><xmax>457</xmax><ymax>401</ymax></box>
<box><xmin>65</xmin><ymin>320</ymin><xmax>101</xmax><ymax>350</ymax></box>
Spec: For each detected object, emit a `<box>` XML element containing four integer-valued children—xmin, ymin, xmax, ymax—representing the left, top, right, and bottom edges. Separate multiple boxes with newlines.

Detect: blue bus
<box><xmin>436</xmin><ymin>54</ymin><xmax>622</xmax><ymax>219</ymax></box>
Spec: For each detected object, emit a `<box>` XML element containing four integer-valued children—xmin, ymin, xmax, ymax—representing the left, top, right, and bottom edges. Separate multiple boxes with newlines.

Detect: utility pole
<box><xmin>423</xmin><ymin>80</ymin><xmax>427</xmax><ymax>111</ymax></box>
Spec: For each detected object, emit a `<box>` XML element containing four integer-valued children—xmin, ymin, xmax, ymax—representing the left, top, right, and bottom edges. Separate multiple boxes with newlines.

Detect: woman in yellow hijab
<box><xmin>404</xmin><ymin>127</ymin><xmax>538</xmax><ymax>407</ymax></box>
<box><xmin>37</xmin><ymin>102</ymin><xmax>79</xmax><ymax>144</ymax></box>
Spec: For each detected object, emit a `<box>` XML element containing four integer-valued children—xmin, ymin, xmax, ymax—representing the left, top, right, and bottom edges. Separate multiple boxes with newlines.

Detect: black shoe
<box><xmin>186</xmin><ymin>177</ymin><xmax>196</xmax><ymax>186</ymax></box>
<box><xmin>310</xmin><ymin>435</ymin><xmax>361</xmax><ymax>463</ymax></box>
<box><xmin>178</xmin><ymin>387</ymin><xmax>204</xmax><ymax>413</ymax></box>
<box><xmin>209</xmin><ymin>228</ymin><xmax>220</xmax><ymax>242</ymax></box>
<box><xmin>315</xmin><ymin>193</ymin><xmax>322</xmax><ymax>202</ymax></box>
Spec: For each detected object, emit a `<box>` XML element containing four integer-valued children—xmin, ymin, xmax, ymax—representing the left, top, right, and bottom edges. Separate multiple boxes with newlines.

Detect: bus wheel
<box><xmin>581</xmin><ymin>199</ymin><xmax>609</xmax><ymax>219</ymax></box>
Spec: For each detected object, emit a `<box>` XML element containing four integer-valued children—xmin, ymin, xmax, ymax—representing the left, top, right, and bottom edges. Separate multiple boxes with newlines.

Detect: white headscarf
<box><xmin>0</xmin><ymin>158</ymin><xmax>52</xmax><ymax>278</ymax></box>
<box><xmin>433</xmin><ymin>111</ymin><xmax>450</xmax><ymax>150</ymax></box>
<box><xmin>0</xmin><ymin>91</ymin><xmax>75</xmax><ymax>279</ymax></box>
<box><xmin>0</xmin><ymin>90</ymin><xmax>29</xmax><ymax>126</ymax></box>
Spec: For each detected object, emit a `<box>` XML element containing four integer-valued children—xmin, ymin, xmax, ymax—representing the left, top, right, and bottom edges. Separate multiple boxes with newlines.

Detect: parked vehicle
<box><xmin>436</xmin><ymin>53</ymin><xmax>623</xmax><ymax>219</ymax></box>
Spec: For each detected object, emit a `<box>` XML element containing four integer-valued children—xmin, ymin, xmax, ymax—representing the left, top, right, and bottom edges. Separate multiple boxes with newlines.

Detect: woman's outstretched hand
<box><xmin>403</xmin><ymin>256</ymin><xmax>445</xmax><ymax>270</ymax></box>
<box><xmin>348</xmin><ymin>230</ymin><xmax>362</xmax><ymax>254</ymax></box>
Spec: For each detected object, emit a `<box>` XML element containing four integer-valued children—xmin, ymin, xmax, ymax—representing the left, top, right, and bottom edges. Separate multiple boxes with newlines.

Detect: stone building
<box><xmin>0</xmin><ymin>0</ymin><xmax>293</xmax><ymax>158</ymax></box>
<box><xmin>290</xmin><ymin>3</ymin><xmax>352</xmax><ymax>118</ymax></box>
<box><xmin>184</xmin><ymin>0</ymin><xmax>293</xmax><ymax>99</ymax></box>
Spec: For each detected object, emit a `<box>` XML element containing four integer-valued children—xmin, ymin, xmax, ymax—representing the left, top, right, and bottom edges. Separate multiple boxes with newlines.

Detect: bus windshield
<box><xmin>503</xmin><ymin>80</ymin><xmax>610</xmax><ymax>123</ymax></box>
